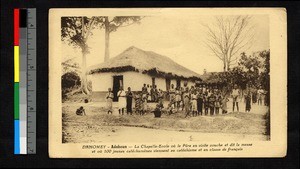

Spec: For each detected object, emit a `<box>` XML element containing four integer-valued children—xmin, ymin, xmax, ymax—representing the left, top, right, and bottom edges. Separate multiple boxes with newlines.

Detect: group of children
<box><xmin>105</xmin><ymin>84</ymin><xmax>165</xmax><ymax>116</ymax></box>
<box><xmin>166</xmin><ymin>84</ymin><xmax>230</xmax><ymax>117</ymax></box>
<box><xmin>105</xmin><ymin>83</ymin><xmax>231</xmax><ymax>117</ymax></box>
<box><xmin>134</xmin><ymin>84</ymin><xmax>165</xmax><ymax>115</ymax></box>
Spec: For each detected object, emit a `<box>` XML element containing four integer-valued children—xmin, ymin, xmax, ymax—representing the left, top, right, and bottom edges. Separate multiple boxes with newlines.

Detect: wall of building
<box><xmin>89</xmin><ymin>73</ymin><xmax>113</xmax><ymax>92</ymax></box>
<box><xmin>155</xmin><ymin>77</ymin><xmax>166</xmax><ymax>91</ymax></box>
<box><xmin>90</xmin><ymin>71</ymin><xmax>196</xmax><ymax>93</ymax></box>
<box><xmin>90</xmin><ymin>71</ymin><xmax>168</xmax><ymax>92</ymax></box>
<box><xmin>123</xmin><ymin>71</ymin><xmax>151</xmax><ymax>91</ymax></box>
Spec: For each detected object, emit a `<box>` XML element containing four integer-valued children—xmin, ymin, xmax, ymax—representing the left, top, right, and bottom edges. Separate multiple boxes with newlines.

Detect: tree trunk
<box><xmin>225</xmin><ymin>63</ymin><xmax>229</xmax><ymax>72</ymax></box>
<box><xmin>104</xmin><ymin>17</ymin><xmax>110</xmax><ymax>62</ymax></box>
<box><xmin>223</xmin><ymin>55</ymin><xmax>230</xmax><ymax>72</ymax></box>
<box><xmin>81</xmin><ymin>48</ymin><xmax>90</xmax><ymax>95</ymax></box>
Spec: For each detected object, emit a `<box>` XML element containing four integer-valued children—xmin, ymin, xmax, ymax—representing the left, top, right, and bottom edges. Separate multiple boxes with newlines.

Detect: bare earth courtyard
<box><xmin>62</xmin><ymin>99</ymin><xmax>270</xmax><ymax>143</ymax></box>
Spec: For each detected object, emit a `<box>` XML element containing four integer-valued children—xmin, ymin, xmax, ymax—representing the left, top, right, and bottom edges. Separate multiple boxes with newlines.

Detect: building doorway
<box><xmin>166</xmin><ymin>78</ymin><xmax>171</xmax><ymax>91</ymax></box>
<box><xmin>113</xmin><ymin>75</ymin><xmax>123</xmax><ymax>102</ymax></box>
<box><xmin>176</xmin><ymin>79</ymin><xmax>181</xmax><ymax>89</ymax></box>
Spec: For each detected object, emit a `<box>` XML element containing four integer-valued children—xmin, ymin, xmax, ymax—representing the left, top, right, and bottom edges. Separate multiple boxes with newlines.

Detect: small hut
<box><xmin>88</xmin><ymin>46</ymin><xmax>202</xmax><ymax>101</ymax></box>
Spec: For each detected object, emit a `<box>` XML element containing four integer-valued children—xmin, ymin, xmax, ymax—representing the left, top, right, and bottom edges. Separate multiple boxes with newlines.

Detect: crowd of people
<box><xmin>106</xmin><ymin>84</ymin><xmax>165</xmax><ymax>116</ymax></box>
<box><xmin>164</xmin><ymin>83</ymin><xmax>231</xmax><ymax>118</ymax></box>
<box><xmin>104</xmin><ymin>82</ymin><xmax>268</xmax><ymax>118</ymax></box>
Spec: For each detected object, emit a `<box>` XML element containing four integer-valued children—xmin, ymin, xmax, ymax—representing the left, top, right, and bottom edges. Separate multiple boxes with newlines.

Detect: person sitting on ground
<box><xmin>76</xmin><ymin>106</ymin><xmax>86</xmax><ymax>116</ymax></box>
<box><xmin>153</xmin><ymin>102</ymin><xmax>164</xmax><ymax>118</ymax></box>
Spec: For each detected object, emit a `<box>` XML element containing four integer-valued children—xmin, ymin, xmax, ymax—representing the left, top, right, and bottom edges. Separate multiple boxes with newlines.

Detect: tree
<box><xmin>204</xmin><ymin>15</ymin><xmax>254</xmax><ymax>71</ymax></box>
<box><xmin>62</xmin><ymin>57</ymin><xmax>80</xmax><ymax>74</ymax></box>
<box><xmin>258</xmin><ymin>50</ymin><xmax>270</xmax><ymax>91</ymax></box>
<box><xmin>211</xmin><ymin>50</ymin><xmax>270</xmax><ymax>95</ymax></box>
<box><xmin>98</xmin><ymin>16</ymin><xmax>143</xmax><ymax>61</ymax></box>
<box><xmin>61</xmin><ymin>17</ymin><xmax>98</xmax><ymax>94</ymax></box>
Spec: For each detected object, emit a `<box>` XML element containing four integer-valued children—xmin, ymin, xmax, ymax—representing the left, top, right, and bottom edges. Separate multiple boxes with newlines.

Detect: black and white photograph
<box><xmin>49</xmin><ymin>8</ymin><xmax>286</xmax><ymax>158</ymax></box>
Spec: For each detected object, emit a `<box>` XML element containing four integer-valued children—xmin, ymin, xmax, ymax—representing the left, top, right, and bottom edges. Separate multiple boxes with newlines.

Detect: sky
<box><xmin>62</xmin><ymin>14</ymin><xmax>269</xmax><ymax>74</ymax></box>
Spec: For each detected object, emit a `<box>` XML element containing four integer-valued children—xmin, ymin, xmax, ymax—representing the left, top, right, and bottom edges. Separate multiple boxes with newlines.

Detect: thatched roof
<box><xmin>199</xmin><ymin>72</ymin><xmax>226</xmax><ymax>84</ymax></box>
<box><xmin>88</xmin><ymin>46</ymin><xmax>202</xmax><ymax>80</ymax></box>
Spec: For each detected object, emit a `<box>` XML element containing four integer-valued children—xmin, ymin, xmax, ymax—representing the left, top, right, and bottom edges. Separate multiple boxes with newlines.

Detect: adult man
<box><xmin>231</xmin><ymin>84</ymin><xmax>240</xmax><ymax>113</ymax></box>
<box><xmin>126</xmin><ymin>87</ymin><xmax>133</xmax><ymax>115</ymax></box>
<box><xmin>184</xmin><ymin>87</ymin><xmax>191</xmax><ymax>118</ymax></box>
<box><xmin>117</xmin><ymin>86</ymin><xmax>126</xmax><ymax>115</ymax></box>
<box><xmin>257</xmin><ymin>86</ymin><xmax>265</xmax><ymax>106</ymax></box>
<box><xmin>106</xmin><ymin>88</ymin><xmax>114</xmax><ymax>114</ymax></box>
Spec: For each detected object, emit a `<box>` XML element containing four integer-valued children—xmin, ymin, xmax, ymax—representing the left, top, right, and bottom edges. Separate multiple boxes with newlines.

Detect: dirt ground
<box><xmin>62</xmin><ymin>99</ymin><xmax>270</xmax><ymax>143</ymax></box>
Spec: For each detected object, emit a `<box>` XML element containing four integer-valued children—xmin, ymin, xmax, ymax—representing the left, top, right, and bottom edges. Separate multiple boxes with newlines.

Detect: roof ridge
<box><xmin>88</xmin><ymin>46</ymin><xmax>202</xmax><ymax>80</ymax></box>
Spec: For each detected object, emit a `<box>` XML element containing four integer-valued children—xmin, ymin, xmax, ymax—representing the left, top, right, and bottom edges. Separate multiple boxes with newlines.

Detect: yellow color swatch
<box><xmin>14</xmin><ymin>46</ymin><xmax>20</xmax><ymax>82</ymax></box>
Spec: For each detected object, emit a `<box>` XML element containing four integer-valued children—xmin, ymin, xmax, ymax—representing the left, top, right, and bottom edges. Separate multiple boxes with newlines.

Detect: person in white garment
<box><xmin>257</xmin><ymin>86</ymin><xmax>265</xmax><ymax>106</ymax></box>
<box><xmin>117</xmin><ymin>86</ymin><xmax>126</xmax><ymax>115</ymax></box>
<box><xmin>231</xmin><ymin>84</ymin><xmax>241</xmax><ymax>113</ymax></box>
<box><xmin>106</xmin><ymin>88</ymin><xmax>114</xmax><ymax>114</ymax></box>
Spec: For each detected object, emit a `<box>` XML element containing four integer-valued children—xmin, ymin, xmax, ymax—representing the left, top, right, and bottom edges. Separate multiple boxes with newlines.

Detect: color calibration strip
<box><xmin>14</xmin><ymin>8</ymin><xmax>36</xmax><ymax>154</ymax></box>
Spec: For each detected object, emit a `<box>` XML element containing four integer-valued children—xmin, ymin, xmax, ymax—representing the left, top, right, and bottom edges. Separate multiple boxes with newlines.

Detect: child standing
<box><xmin>215</xmin><ymin>95</ymin><xmax>221</xmax><ymax>115</ymax></box>
<box><xmin>204</xmin><ymin>95</ymin><xmax>209</xmax><ymax>115</ymax></box>
<box><xmin>208</xmin><ymin>93</ymin><xmax>216</xmax><ymax>115</ymax></box>
<box><xmin>134</xmin><ymin>93</ymin><xmax>141</xmax><ymax>115</ymax></box>
<box><xmin>191</xmin><ymin>90</ymin><xmax>198</xmax><ymax>117</ymax></box>
<box><xmin>221</xmin><ymin>95</ymin><xmax>229</xmax><ymax>114</ymax></box>
<box><xmin>183</xmin><ymin>88</ymin><xmax>191</xmax><ymax>118</ymax></box>
<box><xmin>197</xmin><ymin>92</ymin><xmax>203</xmax><ymax>116</ymax></box>
<box><xmin>167</xmin><ymin>102</ymin><xmax>175</xmax><ymax>115</ymax></box>
<box><xmin>175</xmin><ymin>87</ymin><xmax>182</xmax><ymax>111</ymax></box>
<box><xmin>158</xmin><ymin>89</ymin><xmax>164</xmax><ymax>106</ymax></box>
<box><xmin>140</xmin><ymin>96</ymin><xmax>148</xmax><ymax>115</ymax></box>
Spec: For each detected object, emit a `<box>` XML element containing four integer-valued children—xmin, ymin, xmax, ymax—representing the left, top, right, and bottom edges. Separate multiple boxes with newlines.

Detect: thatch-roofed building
<box><xmin>88</xmin><ymin>46</ymin><xmax>202</xmax><ymax>101</ymax></box>
<box><xmin>198</xmin><ymin>71</ymin><xmax>227</xmax><ymax>88</ymax></box>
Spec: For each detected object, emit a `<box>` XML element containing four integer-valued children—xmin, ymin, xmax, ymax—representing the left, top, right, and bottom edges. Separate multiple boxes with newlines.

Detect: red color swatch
<box><xmin>14</xmin><ymin>9</ymin><xmax>19</xmax><ymax>46</ymax></box>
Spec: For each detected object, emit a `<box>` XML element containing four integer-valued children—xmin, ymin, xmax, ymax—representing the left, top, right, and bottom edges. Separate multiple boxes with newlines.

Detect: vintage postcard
<box><xmin>49</xmin><ymin>8</ymin><xmax>287</xmax><ymax>158</ymax></box>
